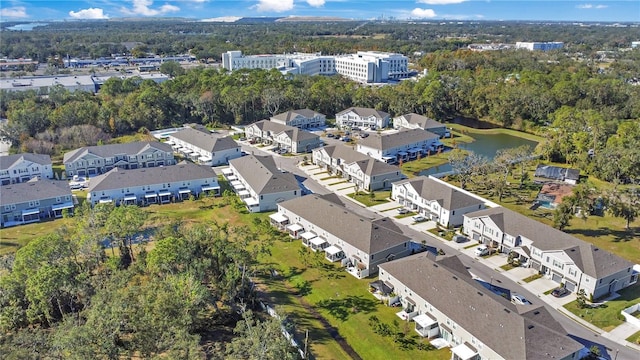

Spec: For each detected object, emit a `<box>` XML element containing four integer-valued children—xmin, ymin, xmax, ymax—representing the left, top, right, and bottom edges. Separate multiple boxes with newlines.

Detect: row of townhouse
<box><xmin>463</xmin><ymin>206</ymin><xmax>637</xmax><ymax>299</ymax></box>
<box><xmin>272</xmin><ymin>194</ymin><xmax>413</xmax><ymax>279</ymax></box>
<box><xmin>227</xmin><ymin>154</ymin><xmax>302</xmax><ymax>213</ymax></box>
<box><xmin>377</xmin><ymin>253</ymin><xmax>584</xmax><ymax>360</ymax></box>
<box><xmin>86</xmin><ymin>161</ymin><xmax>220</xmax><ymax>206</ymax></box>
<box><xmin>391</xmin><ymin>176</ymin><xmax>486</xmax><ymax>228</ymax></box>
<box><xmin>244</xmin><ymin>120</ymin><xmax>323</xmax><ymax>153</ymax></box>
<box><xmin>270</xmin><ymin>109</ymin><xmax>326</xmax><ymax>129</ymax></box>
<box><xmin>166</xmin><ymin>127</ymin><xmax>242</xmax><ymax>166</ymax></box>
<box><xmin>336</xmin><ymin>107</ymin><xmax>391</xmax><ymax>130</ymax></box>
<box><xmin>1</xmin><ymin>179</ymin><xmax>73</xmax><ymax>228</ymax></box>
<box><xmin>0</xmin><ymin>153</ymin><xmax>53</xmax><ymax>185</ymax></box>
<box><xmin>312</xmin><ymin>144</ymin><xmax>404</xmax><ymax>191</ymax></box>
<box><xmin>392</xmin><ymin>113</ymin><xmax>449</xmax><ymax>138</ymax></box>
<box><xmin>63</xmin><ymin>141</ymin><xmax>175</xmax><ymax>177</ymax></box>
<box><xmin>356</xmin><ymin>128</ymin><xmax>443</xmax><ymax>164</ymax></box>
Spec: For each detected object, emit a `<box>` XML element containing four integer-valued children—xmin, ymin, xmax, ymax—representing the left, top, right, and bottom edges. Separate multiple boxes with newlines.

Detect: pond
<box><xmin>418</xmin><ymin>132</ymin><xmax>539</xmax><ymax>176</ymax></box>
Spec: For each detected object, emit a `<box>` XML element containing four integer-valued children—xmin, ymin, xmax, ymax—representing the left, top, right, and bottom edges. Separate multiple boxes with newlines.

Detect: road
<box><xmin>238</xmin><ymin>141</ymin><xmax>638</xmax><ymax>360</ymax></box>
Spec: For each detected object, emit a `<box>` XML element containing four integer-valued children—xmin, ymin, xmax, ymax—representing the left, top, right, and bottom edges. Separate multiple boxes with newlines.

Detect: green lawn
<box><xmin>564</xmin><ymin>284</ymin><xmax>640</xmax><ymax>332</ymax></box>
<box><xmin>500</xmin><ymin>263</ymin><xmax>517</xmax><ymax>271</ymax></box>
<box><xmin>399</xmin><ymin>152</ymin><xmax>455</xmax><ymax>178</ymax></box>
<box><xmin>348</xmin><ymin>190</ymin><xmax>391</xmax><ymax>207</ymax></box>
<box><xmin>626</xmin><ymin>330</ymin><xmax>640</xmax><ymax>344</ymax></box>
<box><xmin>522</xmin><ymin>274</ymin><xmax>543</xmax><ymax>283</ymax></box>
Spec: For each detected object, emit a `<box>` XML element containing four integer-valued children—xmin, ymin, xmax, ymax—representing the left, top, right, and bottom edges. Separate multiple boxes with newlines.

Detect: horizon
<box><xmin>0</xmin><ymin>1</ymin><xmax>639</xmax><ymax>23</ymax></box>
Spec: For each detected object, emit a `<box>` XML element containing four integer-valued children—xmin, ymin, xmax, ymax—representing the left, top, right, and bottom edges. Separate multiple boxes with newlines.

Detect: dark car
<box><xmin>551</xmin><ymin>287</ymin><xmax>569</xmax><ymax>297</ymax></box>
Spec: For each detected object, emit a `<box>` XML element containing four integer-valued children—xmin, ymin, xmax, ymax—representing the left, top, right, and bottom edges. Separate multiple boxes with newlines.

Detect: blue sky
<box><xmin>0</xmin><ymin>1</ymin><xmax>638</xmax><ymax>22</ymax></box>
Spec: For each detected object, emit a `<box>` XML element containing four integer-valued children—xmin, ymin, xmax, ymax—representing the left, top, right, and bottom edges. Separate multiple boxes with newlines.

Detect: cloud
<box><xmin>254</xmin><ymin>0</ymin><xmax>294</xmax><ymax>12</ymax></box>
<box><xmin>306</xmin><ymin>0</ymin><xmax>325</xmax><ymax>7</ymax></box>
<box><xmin>120</xmin><ymin>0</ymin><xmax>180</xmax><ymax>16</ymax></box>
<box><xmin>69</xmin><ymin>8</ymin><xmax>110</xmax><ymax>19</ymax></box>
<box><xmin>417</xmin><ymin>0</ymin><xmax>466</xmax><ymax>4</ymax></box>
<box><xmin>0</xmin><ymin>6</ymin><xmax>28</xmax><ymax>18</ymax></box>
<box><xmin>411</xmin><ymin>8</ymin><xmax>437</xmax><ymax>18</ymax></box>
<box><xmin>576</xmin><ymin>4</ymin><xmax>608</xmax><ymax>9</ymax></box>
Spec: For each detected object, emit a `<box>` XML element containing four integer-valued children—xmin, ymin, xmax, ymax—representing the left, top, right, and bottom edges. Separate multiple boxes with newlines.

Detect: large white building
<box><xmin>0</xmin><ymin>73</ymin><xmax>169</xmax><ymax>94</ymax></box>
<box><xmin>221</xmin><ymin>50</ymin><xmax>410</xmax><ymax>83</ymax></box>
<box><xmin>335</xmin><ymin>107</ymin><xmax>391</xmax><ymax>130</ymax></box>
<box><xmin>515</xmin><ymin>42</ymin><xmax>564</xmax><ymax>51</ymax></box>
<box><xmin>356</xmin><ymin>128</ymin><xmax>442</xmax><ymax>164</ymax></box>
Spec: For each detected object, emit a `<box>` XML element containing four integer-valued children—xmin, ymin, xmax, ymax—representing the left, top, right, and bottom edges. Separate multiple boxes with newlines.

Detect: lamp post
<box><xmin>614</xmin><ymin>349</ymin><xmax>619</xmax><ymax>360</ymax></box>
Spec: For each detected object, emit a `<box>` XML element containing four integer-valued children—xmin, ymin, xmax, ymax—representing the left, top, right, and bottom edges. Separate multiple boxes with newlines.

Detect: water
<box><xmin>6</xmin><ymin>23</ymin><xmax>49</xmax><ymax>31</ymax></box>
<box><xmin>418</xmin><ymin>132</ymin><xmax>538</xmax><ymax>176</ymax></box>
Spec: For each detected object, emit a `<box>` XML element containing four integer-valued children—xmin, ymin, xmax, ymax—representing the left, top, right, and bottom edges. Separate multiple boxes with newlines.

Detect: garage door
<box><xmin>551</xmin><ymin>273</ymin><xmax>563</xmax><ymax>283</ymax></box>
<box><xmin>472</xmin><ymin>233</ymin><xmax>480</xmax><ymax>241</ymax></box>
<box><xmin>565</xmin><ymin>281</ymin><xmax>576</xmax><ymax>292</ymax></box>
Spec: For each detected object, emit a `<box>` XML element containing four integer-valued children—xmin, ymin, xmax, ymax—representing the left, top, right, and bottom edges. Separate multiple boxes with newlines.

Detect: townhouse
<box><xmin>378</xmin><ymin>253</ymin><xmax>583</xmax><ymax>360</ymax></box>
<box><xmin>270</xmin><ymin>109</ymin><xmax>326</xmax><ymax>129</ymax></box>
<box><xmin>0</xmin><ymin>153</ymin><xmax>53</xmax><ymax>185</ymax></box>
<box><xmin>228</xmin><ymin>154</ymin><xmax>302</xmax><ymax>213</ymax></box>
<box><xmin>312</xmin><ymin>144</ymin><xmax>404</xmax><ymax>191</ymax></box>
<box><xmin>244</xmin><ymin>120</ymin><xmax>323</xmax><ymax>154</ymax></box>
<box><xmin>392</xmin><ymin>113</ymin><xmax>448</xmax><ymax>138</ymax></box>
<box><xmin>86</xmin><ymin>161</ymin><xmax>219</xmax><ymax>206</ymax></box>
<box><xmin>463</xmin><ymin>207</ymin><xmax>637</xmax><ymax>299</ymax></box>
<box><xmin>63</xmin><ymin>141</ymin><xmax>175</xmax><ymax>177</ymax></box>
<box><xmin>335</xmin><ymin>107</ymin><xmax>390</xmax><ymax>130</ymax></box>
<box><xmin>356</xmin><ymin>128</ymin><xmax>442</xmax><ymax>164</ymax></box>
<box><xmin>166</xmin><ymin>127</ymin><xmax>241</xmax><ymax>166</ymax></box>
<box><xmin>274</xmin><ymin>194</ymin><xmax>413</xmax><ymax>278</ymax></box>
<box><xmin>391</xmin><ymin>176</ymin><xmax>486</xmax><ymax>227</ymax></box>
<box><xmin>1</xmin><ymin>179</ymin><xmax>73</xmax><ymax>228</ymax></box>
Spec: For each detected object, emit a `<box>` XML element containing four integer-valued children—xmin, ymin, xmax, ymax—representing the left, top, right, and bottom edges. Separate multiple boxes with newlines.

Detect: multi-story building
<box><xmin>244</xmin><ymin>120</ymin><xmax>323</xmax><ymax>154</ymax></box>
<box><xmin>1</xmin><ymin>179</ymin><xmax>73</xmax><ymax>228</ymax></box>
<box><xmin>378</xmin><ymin>253</ymin><xmax>583</xmax><ymax>359</ymax></box>
<box><xmin>392</xmin><ymin>113</ymin><xmax>448</xmax><ymax>138</ymax></box>
<box><xmin>228</xmin><ymin>155</ymin><xmax>302</xmax><ymax>213</ymax></box>
<box><xmin>463</xmin><ymin>207</ymin><xmax>637</xmax><ymax>299</ymax></box>
<box><xmin>334</xmin><ymin>51</ymin><xmax>409</xmax><ymax>83</ymax></box>
<box><xmin>515</xmin><ymin>42</ymin><xmax>564</xmax><ymax>51</ymax></box>
<box><xmin>166</xmin><ymin>127</ymin><xmax>241</xmax><ymax>166</ymax></box>
<box><xmin>0</xmin><ymin>153</ymin><xmax>53</xmax><ymax>185</ymax></box>
<box><xmin>312</xmin><ymin>144</ymin><xmax>404</xmax><ymax>191</ymax></box>
<box><xmin>63</xmin><ymin>141</ymin><xmax>175</xmax><ymax>177</ymax></box>
<box><xmin>270</xmin><ymin>109</ymin><xmax>326</xmax><ymax>129</ymax></box>
<box><xmin>0</xmin><ymin>73</ymin><xmax>169</xmax><ymax>94</ymax></box>
<box><xmin>335</xmin><ymin>107</ymin><xmax>391</xmax><ymax>130</ymax></box>
<box><xmin>273</xmin><ymin>194</ymin><xmax>413</xmax><ymax>278</ymax></box>
<box><xmin>391</xmin><ymin>176</ymin><xmax>486</xmax><ymax>227</ymax></box>
<box><xmin>86</xmin><ymin>161</ymin><xmax>219</xmax><ymax>206</ymax></box>
<box><xmin>356</xmin><ymin>128</ymin><xmax>442</xmax><ymax>164</ymax></box>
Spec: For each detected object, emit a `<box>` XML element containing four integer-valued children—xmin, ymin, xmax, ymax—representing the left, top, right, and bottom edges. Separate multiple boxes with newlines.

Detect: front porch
<box><xmin>299</xmin><ymin>231</ymin><xmax>317</xmax><ymax>247</ymax></box>
<box><xmin>413</xmin><ymin>313</ymin><xmax>439</xmax><ymax>338</ymax></box>
<box><xmin>309</xmin><ymin>236</ymin><xmax>328</xmax><ymax>252</ymax></box>
<box><xmin>368</xmin><ymin>280</ymin><xmax>394</xmax><ymax>302</ymax></box>
<box><xmin>451</xmin><ymin>342</ymin><xmax>479</xmax><ymax>360</ymax></box>
<box><xmin>269</xmin><ymin>212</ymin><xmax>289</xmax><ymax>230</ymax></box>
<box><xmin>324</xmin><ymin>245</ymin><xmax>345</xmax><ymax>262</ymax></box>
<box><xmin>345</xmin><ymin>256</ymin><xmax>369</xmax><ymax>279</ymax></box>
<box><xmin>286</xmin><ymin>223</ymin><xmax>304</xmax><ymax>239</ymax></box>
<box><xmin>396</xmin><ymin>297</ymin><xmax>419</xmax><ymax>321</ymax></box>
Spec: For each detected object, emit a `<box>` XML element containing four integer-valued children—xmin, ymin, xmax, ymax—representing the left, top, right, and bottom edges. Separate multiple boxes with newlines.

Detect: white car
<box><xmin>511</xmin><ymin>294</ymin><xmax>532</xmax><ymax>305</ymax></box>
<box><xmin>397</xmin><ymin>208</ymin><xmax>409</xmax><ymax>214</ymax></box>
<box><xmin>412</xmin><ymin>215</ymin><xmax>427</xmax><ymax>222</ymax></box>
<box><xmin>474</xmin><ymin>245</ymin><xmax>489</xmax><ymax>257</ymax></box>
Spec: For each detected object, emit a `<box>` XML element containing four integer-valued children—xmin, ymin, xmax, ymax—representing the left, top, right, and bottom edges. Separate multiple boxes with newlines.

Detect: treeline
<box><xmin>1</xmin><ymin>20</ymin><xmax>639</xmax><ymax>62</ymax></box>
<box><xmin>0</xmin><ymin>202</ymin><xmax>301</xmax><ymax>359</ymax></box>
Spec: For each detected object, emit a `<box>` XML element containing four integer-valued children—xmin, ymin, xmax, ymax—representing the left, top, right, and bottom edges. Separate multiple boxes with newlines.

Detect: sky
<box><xmin>0</xmin><ymin>0</ymin><xmax>638</xmax><ymax>23</ymax></box>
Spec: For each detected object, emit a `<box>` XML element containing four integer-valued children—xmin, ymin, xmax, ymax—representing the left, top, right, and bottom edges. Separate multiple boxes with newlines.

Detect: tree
<box><xmin>448</xmin><ymin>150</ymin><xmax>488</xmax><ymax>190</ymax></box>
<box><xmin>606</xmin><ymin>189</ymin><xmax>640</xmax><ymax>230</ymax></box>
<box><xmin>553</xmin><ymin>202</ymin><xmax>573</xmax><ymax>231</ymax></box>
<box><xmin>104</xmin><ymin>205</ymin><xmax>148</xmax><ymax>268</ymax></box>
<box><xmin>226</xmin><ymin>310</ymin><xmax>301</xmax><ymax>360</ymax></box>
<box><xmin>159</xmin><ymin>61</ymin><xmax>185</xmax><ymax>77</ymax></box>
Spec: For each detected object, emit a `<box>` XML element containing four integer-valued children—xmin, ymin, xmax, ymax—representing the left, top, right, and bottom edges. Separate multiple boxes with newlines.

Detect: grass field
<box><xmin>564</xmin><ymin>284</ymin><xmax>640</xmax><ymax>332</ymax></box>
<box><xmin>627</xmin><ymin>330</ymin><xmax>640</xmax><ymax>344</ymax></box>
<box><xmin>348</xmin><ymin>190</ymin><xmax>391</xmax><ymax>207</ymax></box>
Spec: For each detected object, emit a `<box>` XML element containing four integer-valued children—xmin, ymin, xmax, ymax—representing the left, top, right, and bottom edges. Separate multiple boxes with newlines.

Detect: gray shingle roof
<box><xmin>229</xmin><ymin>155</ymin><xmax>301</xmax><ymax>195</ymax></box>
<box><xmin>1</xmin><ymin>179</ymin><xmax>71</xmax><ymax>205</ymax></box>
<box><xmin>353</xmin><ymin>158</ymin><xmax>401</xmax><ymax>177</ymax></box>
<box><xmin>279</xmin><ymin>194</ymin><xmax>410</xmax><ymax>254</ymax></box>
<box><xmin>170</xmin><ymin>127</ymin><xmax>239</xmax><ymax>152</ymax></box>
<box><xmin>358</xmin><ymin>128</ymin><xmax>439</xmax><ymax>151</ymax></box>
<box><xmin>397</xmin><ymin>113</ymin><xmax>444</xmax><ymax>129</ymax></box>
<box><xmin>320</xmin><ymin>145</ymin><xmax>400</xmax><ymax>177</ymax></box>
<box><xmin>87</xmin><ymin>161</ymin><xmax>216</xmax><ymax>192</ymax></box>
<box><xmin>271</xmin><ymin>109</ymin><xmax>324</xmax><ymax>121</ymax></box>
<box><xmin>336</xmin><ymin>107</ymin><xmax>390</xmax><ymax>119</ymax></box>
<box><xmin>250</xmin><ymin>120</ymin><xmax>319</xmax><ymax>142</ymax></box>
<box><xmin>396</xmin><ymin>176</ymin><xmax>483</xmax><ymax>210</ymax></box>
<box><xmin>0</xmin><ymin>153</ymin><xmax>52</xmax><ymax>169</ymax></box>
<box><xmin>63</xmin><ymin>141</ymin><xmax>172</xmax><ymax>163</ymax></box>
<box><xmin>465</xmin><ymin>207</ymin><xmax>634</xmax><ymax>278</ymax></box>
<box><xmin>379</xmin><ymin>254</ymin><xmax>583</xmax><ymax>360</ymax></box>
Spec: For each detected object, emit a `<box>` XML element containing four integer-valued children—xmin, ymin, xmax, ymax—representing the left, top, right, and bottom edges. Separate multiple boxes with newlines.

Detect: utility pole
<box><xmin>304</xmin><ymin>329</ymin><xmax>309</xmax><ymax>359</ymax></box>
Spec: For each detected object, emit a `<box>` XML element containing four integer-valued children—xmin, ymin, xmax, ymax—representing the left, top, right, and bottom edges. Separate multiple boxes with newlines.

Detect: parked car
<box><xmin>326</xmin><ymin>133</ymin><xmax>335</xmax><ymax>138</ymax></box>
<box><xmin>412</xmin><ymin>215</ymin><xmax>427</xmax><ymax>222</ymax></box>
<box><xmin>342</xmin><ymin>137</ymin><xmax>351</xmax><ymax>142</ymax></box>
<box><xmin>239</xmin><ymin>137</ymin><xmax>247</xmax><ymax>141</ymax></box>
<box><xmin>551</xmin><ymin>287</ymin><xmax>569</xmax><ymax>298</ymax></box>
<box><xmin>360</xmin><ymin>133</ymin><xmax>369</xmax><ymax>138</ymax></box>
<box><xmin>453</xmin><ymin>235</ymin><xmax>468</xmax><ymax>243</ymax></box>
<box><xmin>474</xmin><ymin>245</ymin><xmax>489</xmax><ymax>257</ymax></box>
<box><xmin>511</xmin><ymin>294</ymin><xmax>532</xmax><ymax>305</ymax></box>
<box><xmin>397</xmin><ymin>208</ymin><xmax>409</xmax><ymax>214</ymax></box>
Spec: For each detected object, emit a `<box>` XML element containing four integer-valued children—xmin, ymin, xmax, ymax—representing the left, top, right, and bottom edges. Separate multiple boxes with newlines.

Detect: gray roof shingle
<box><xmin>63</xmin><ymin>141</ymin><xmax>172</xmax><ymax>163</ymax></box>
<box><xmin>229</xmin><ymin>155</ymin><xmax>301</xmax><ymax>195</ymax></box>
<box><xmin>379</xmin><ymin>254</ymin><xmax>583</xmax><ymax>360</ymax></box>
<box><xmin>170</xmin><ymin>127</ymin><xmax>239</xmax><ymax>152</ymax></box>
<box><xmin>397</xmin><ymin>113</ymin><xmax>445</xmax><ymax>129</ymax></box>
<box><xmin>396</xmin><ymin>176</ymin><xmax>483</xmax><ymax>210</ymax></box>
<box><xmin>0</xmin><ymin>153</ymin><xmax>52</xmax><ymax>169</ymax></box>
<box><xmin>250</xmin><ymin>120</ymin><xmax>320</xmax><ymax>142</ymax></box>
<box><xmin>279</xmin><ymin>194</ymin><xmax>410</xmax><ymax>254</ymax></box>
<box><xmin>358</xmin><ymin>128</ymin><xmax>439</xmax><ymax>151</ymax></box>
<box><xmin>320</xmin><ymin>145</ymin><xmax>400</xmax><ymax>177</ymax></box>
<box><xmin>336</xmin><ymin>107</ymin><xmax>390</xmax><ymax>119</ymax></box>
<box><xmin>271</xmin><ymin>109</ymin><xmax>324</xmax><ymax>121</ymax></box>
<box><xmin>1</xmin><ymin>179</ymin><xmax>71</xmax><ymax>205</ymax></box>
<box><xmin>87</xmin><ymin>161</ymin><xmax>216</xmax><ymax>192</ymax></box>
